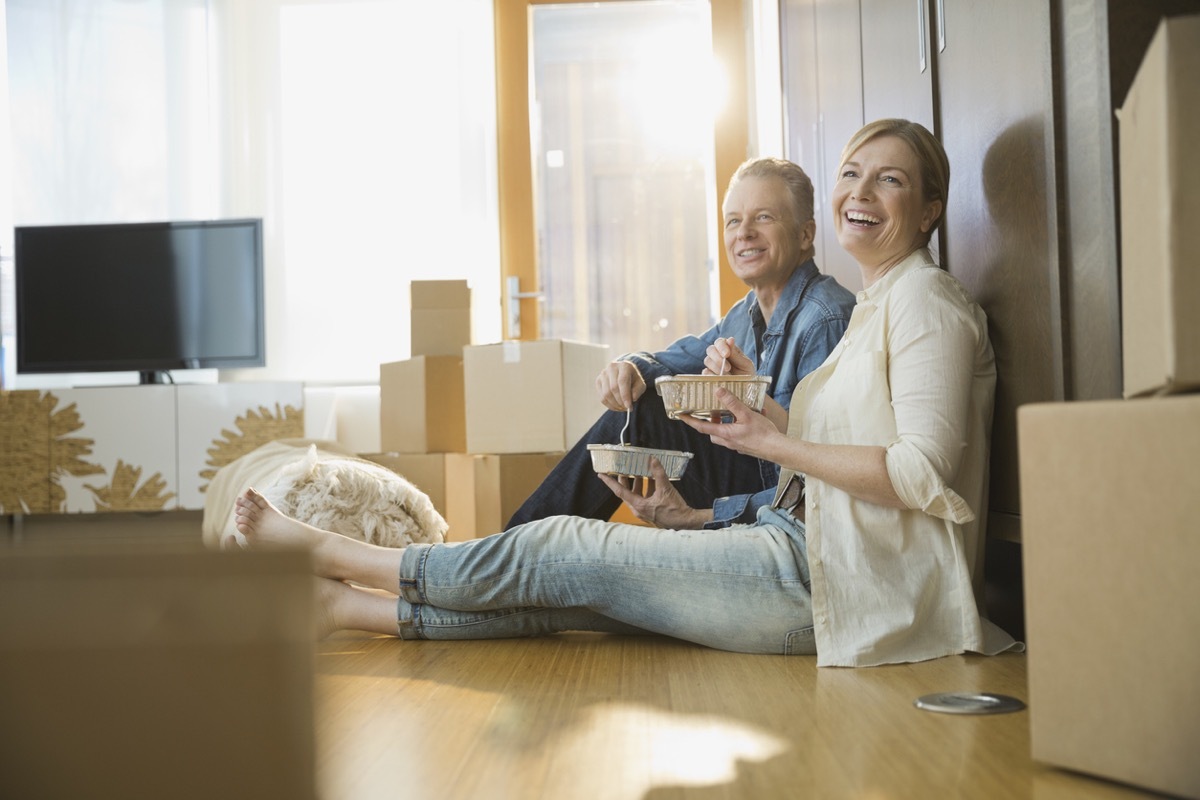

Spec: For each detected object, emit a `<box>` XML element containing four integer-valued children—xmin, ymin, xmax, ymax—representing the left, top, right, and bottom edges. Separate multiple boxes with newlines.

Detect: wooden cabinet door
<box><xmin>781</xmin><ymin>0</ymin><xmax>865</xmax><ymax>293</ymax></box>
<box><xmin>934</xmin><ymin>0</ymin><xmax>1063</xmax><ymax>538</ymax></box>
<box><xmin>860</xmin><ymin>0</ymin><xmax>936</xmax><ymax>132</ymax></box>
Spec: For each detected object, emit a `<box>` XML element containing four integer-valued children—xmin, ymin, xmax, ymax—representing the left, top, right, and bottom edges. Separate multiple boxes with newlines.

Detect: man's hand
<box><xmin>598</xmin><ymin>458</ymin><xmax>712</xmax><ymax>530</ymax></box>
<box><xmin>702</xmin><ymin>337</ymin><xmax>754</xmax><ymax>376</ymax></box>
<box><xmin>596</xmin><ymin>360</ymin><xmax>647</xmax><ymax>412</ymax></box>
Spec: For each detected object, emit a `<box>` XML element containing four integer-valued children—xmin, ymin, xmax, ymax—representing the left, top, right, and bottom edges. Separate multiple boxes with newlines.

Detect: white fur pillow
<box><xmin>204</xmin><ymin>440</ymin><xmax>447</xmax><ymax>550</ymax></box>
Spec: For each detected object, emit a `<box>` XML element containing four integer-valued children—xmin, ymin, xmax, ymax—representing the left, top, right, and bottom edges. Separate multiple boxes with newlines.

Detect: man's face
<box><xmin>722</xmin><ymin>175</ymin><xmax>809</xmax><ymax>288</ymax></box>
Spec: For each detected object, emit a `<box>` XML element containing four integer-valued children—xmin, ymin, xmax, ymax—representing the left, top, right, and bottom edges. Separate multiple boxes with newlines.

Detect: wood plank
<box><xmin>314</xmin><ymin>632</ymin><xmax>1159</xmax><ymax>800</ymax></box>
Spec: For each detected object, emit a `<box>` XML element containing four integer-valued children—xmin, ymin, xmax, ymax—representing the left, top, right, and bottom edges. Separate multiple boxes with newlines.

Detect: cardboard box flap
<box><xmin>411</xmin><ymin>279</ymin><xmax>470</xmax><ymax>308</ymax></box>
<box><xmin>1117</xmin><ymin>13</ymin><xmax>1200</xmax><ymax>397</ymax></box>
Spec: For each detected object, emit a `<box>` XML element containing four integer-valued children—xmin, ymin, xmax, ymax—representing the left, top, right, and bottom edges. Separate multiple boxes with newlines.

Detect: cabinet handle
<box><xmin>817</xmin><ymin>115</ymin><xmax>827</xmax><ymax>210</ymax></box>
<box><xmin>936</xmin><ymin>0</ymin><xmax>946</xmax><ymax>52</ymax></box>
<box><xmin>917</xmin><ymin>0</ymin><xmax>928</xmax><ymax>73</ymax></box>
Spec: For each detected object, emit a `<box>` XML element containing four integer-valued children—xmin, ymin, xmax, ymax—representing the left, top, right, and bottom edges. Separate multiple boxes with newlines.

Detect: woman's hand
<box><xmin>702</xmin><ymin>337</ymin><xmax>754</xmax><ymax>376</ymax></box>
<box><xmin>598</xmin><ymin>458</ymin><xmax>712</xmax><ymax>529</ymax></box>
<box><xmin>596</xmin><ymin>361</ymin><xmax>647</xmax><ymax>412</ymax></box>
<box><xmin>679</xmin><ymin>387</ymin><xmax>785</xmax><ymax>463</ymax></box>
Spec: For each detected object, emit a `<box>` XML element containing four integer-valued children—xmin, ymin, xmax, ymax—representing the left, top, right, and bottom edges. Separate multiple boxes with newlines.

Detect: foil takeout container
<box><xmin>654</xmin><ymin>374</ymin><xmax>773</xmax><ymax>420</ymax></box>
<box><xmin>587</xmin><ymin>444</ymin><xmax>693</xmax><ymax>480</ymax></box>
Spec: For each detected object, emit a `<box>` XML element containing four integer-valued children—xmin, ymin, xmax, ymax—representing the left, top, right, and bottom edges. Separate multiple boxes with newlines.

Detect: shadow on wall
<box><xmin>977</xmin><ymin>115</ymin><xmax>1055</xmax><ymax>643</ymax></box>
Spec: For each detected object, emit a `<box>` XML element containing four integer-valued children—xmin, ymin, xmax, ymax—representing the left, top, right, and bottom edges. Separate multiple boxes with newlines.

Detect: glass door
<box><xmin>527</xmin><ymin>1</ymin><xmax>719</xmax><ymax>356</ymax></box>
<box><xmin>497</xmin><ymin>0</ymin><xmax>741</xmax><ymax>352</ymax></box>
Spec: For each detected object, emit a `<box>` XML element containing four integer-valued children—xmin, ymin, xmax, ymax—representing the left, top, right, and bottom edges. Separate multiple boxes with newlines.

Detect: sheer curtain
<box><xmin>1</xmin><ymin>0</ymin><xmax>500</xmax><ymax>388</ymax></box>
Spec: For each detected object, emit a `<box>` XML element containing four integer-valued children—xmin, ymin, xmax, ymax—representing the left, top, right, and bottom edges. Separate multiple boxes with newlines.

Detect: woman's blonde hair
<box><xmin>839</xmin><ymin>119</ymin><xmax>950</xmax><ymax>243</ymax></box>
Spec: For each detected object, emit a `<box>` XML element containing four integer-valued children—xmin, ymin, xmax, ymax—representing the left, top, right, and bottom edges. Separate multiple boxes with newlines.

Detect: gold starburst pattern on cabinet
<box><xmin>199</xmin><ymin>403</ymin><xmax>304</xmax><ymax>491</ymax></box>
<box><xmin>0</xmin><ymin>391</ymin><xmax>105</xmax><ymax>514</ymax></box>
<box><xmin>84</xmin><ymin>459</ymin><xmax>177</xmax><ymax>512</ymax></box>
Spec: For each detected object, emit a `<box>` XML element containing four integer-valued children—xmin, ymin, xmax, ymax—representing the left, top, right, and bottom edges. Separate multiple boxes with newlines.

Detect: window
<box><xmin>528</xmin><ymin>0</ymin><xmax>720</xmax><ymax>357</ymax></box>
<box><xmin>2</xmin><ymin>0</ymin><xmax>500</xmax><ymax>388</ymax></box>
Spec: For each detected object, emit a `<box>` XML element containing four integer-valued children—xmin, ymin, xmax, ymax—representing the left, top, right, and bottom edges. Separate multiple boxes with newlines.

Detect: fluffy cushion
<box><xmin>203</xmin><ymin>439</ymin><xmax>447</xmax><ymax>550</ymax></box>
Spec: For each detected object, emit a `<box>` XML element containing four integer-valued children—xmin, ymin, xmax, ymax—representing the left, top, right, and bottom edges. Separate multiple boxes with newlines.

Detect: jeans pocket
<box><xmin>784</xmin><ymin>627</ymin><xmax>817</xmax><ymax>656</ymax></box>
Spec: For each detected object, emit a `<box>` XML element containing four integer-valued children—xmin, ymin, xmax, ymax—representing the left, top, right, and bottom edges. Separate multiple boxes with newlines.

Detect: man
<box><xmin>507</xmin><ymin>157</ymin><xmax>856</xmax><ymax>530</ymax></box>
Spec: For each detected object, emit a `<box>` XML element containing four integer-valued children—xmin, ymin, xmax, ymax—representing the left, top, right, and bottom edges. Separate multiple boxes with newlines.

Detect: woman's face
<box><xmin>722</xmin><ymin>175</ymin><xmax>812</xmax><ymax>289</ymax></box>
<box><xmin>831</xmin><ymin>135</ymin><xmax>942</xmax><ymax>272</ymax></box>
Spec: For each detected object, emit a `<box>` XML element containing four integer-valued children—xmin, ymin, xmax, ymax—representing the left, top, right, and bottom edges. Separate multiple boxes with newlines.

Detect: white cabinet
<box><xmin>0</xmin><ymin>383</ymin><xmax>304</xmax><ymax>515</ymax></box>
<box><xmin>54</xmin><ymin>386</ymin><xmax>178</xmax><ymax>513</ymax></box>
<box><xmin>176</xmin><ymin>383</ymin><xmax>305</xmax><ymax>510</ymax></box>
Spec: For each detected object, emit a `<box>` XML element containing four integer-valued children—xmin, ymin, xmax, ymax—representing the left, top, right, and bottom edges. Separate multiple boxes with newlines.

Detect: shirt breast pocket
<box><xmin>812</xmin><ymin>350</ymin><xmax>895</xmax><ymax>445</ymax></box>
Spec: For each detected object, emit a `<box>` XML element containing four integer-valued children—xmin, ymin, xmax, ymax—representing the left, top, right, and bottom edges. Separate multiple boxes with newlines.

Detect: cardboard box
<box><xmin>0</xmin><ymin>542</ymin><xmax>316</xmax><ymax>800</ymax></box>
<box><xmin>463</xmin><ymin>340</ymin><xmax>609</xmax><ymax>454</ymax></box>
<box><xmin>1117</xmin><ymin>14</ymin><xmax>1200</xmax><ymax>397</ymax></box>
<box><xmin>444</xmin><ymin>452</ymin><xmax>564</xmax><ymax>541</ymax></box>
<box><xmin>1018</xmin><ymin>395</ymin><xmax>1200</xmax><ymax>799</ymax></box>
<box><xmin>380</xmin><ymin>356</ymin><xmax>466</xmax><ymax>453</ymax></box>
<box><xmin>360</xmin><ymin>451</ymin><xmax>449</xmax><ymax>518</ymax></box>
<box><xmin>411</xmin><ymin>279</ymin><xmax>471</xmax><ymax>357</ymax></box>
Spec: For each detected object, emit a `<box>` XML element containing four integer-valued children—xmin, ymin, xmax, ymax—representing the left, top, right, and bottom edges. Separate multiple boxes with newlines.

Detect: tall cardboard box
<box><xmin>360</xmin><ymin>451</ymin><xmax>450</xmax><ymax>519</ymax></box>
<box><xmin>380</xmin><ymin>356</ymin><xmax>466</xmax><ymax>453</ymax></box>
<box><xmin>0</xmin><ymin>543</ymin><xmax>316</xmax><ymax>800</ymax></box>
<box><xmin>444</xmin><ymin>452</ymin><xmax>564</xmax><ymax>541</ymax></box>
<box><xmin>1117</xmin><ymin>14</ymin><xmax>1200</xmax><ymax>397</ymax></box>
<box><xmin>1018</xmin><ymin>396</ymin><xmax>1200</xmax><ymax>799</ymax></box>
<box><xmin>411</xmin><ymin>279</ymin><xmax>471</xmax><ymax>357</ymax></box>
<box><xmin>463</xmin><ymin>340</ymin><xmax>609</xmax><ymax>454</ymax></box>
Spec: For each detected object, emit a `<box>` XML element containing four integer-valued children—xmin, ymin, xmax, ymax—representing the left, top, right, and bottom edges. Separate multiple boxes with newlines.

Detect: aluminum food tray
<box><xmin>654</xmin><ymin>374</ymin><xmax>773</xmax><ymax>420</ymax></box>
<box><xmin>587</xmin><ymin>444</ymin><xmax>693</xmax><ymax>480</ymax></box>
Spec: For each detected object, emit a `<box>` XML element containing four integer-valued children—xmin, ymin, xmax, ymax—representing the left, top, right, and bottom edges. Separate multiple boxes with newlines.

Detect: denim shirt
<box><xmin>618</xmin><ymin>259</ymin><xmax>856</xmax><ymax>528</ymax></box>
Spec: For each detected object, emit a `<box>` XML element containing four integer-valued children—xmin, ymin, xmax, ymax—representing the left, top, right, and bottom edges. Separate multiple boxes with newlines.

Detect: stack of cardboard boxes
<box><xmin>365</xmin><ymin>280</ymin><xmax>609</xmax><ymax>541</ymax></box>
<box><xmin>1017</xmin><ymin>15</ymin><xmax>1199</xmax><ymax>800</ymax></box>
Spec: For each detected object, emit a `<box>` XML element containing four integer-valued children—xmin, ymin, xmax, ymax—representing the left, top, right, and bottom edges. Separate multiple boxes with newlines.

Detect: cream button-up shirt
<box><xmin>776</xmin><ymin>249</ymin><xmax>1020</xmax><ymax>667</ymax></box>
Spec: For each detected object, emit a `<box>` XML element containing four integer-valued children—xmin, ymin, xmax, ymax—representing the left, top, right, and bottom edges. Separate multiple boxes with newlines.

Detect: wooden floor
<box><xmin>314</xmin><ymin>632</ymin><xmax>1162</xmax><ymax>800</ymax></box>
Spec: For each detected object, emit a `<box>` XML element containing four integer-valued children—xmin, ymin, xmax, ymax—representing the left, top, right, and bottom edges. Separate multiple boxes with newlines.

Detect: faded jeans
<box><xmin>395</xmin><ymin>506</ymin><xmax>816</xmax><ymax>655</ymax></box>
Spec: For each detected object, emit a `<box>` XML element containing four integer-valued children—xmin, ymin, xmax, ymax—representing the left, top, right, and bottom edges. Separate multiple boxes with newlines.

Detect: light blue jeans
<box><xmin>395</xmin><ymin>506</ymin><xmax>816</xmax><ymax>655</ymax></box>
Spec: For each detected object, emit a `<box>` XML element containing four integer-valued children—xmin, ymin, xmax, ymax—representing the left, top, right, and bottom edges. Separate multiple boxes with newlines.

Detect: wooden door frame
<box><xmin>493</xmin><ymin>0</ymin><xmax>750</xmax><ymax>341</ymax></box>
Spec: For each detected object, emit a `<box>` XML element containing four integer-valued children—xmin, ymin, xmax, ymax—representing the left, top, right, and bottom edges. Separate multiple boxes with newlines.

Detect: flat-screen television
<box><xmin>15</xmin><ymin>218</ymin><xmax>265</xmax><ymax>384</ymax></box>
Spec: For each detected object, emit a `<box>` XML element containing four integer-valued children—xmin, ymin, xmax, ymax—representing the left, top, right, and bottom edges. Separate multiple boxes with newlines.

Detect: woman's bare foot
<box><xmin>235</xmin><ymin>487</ymin><xmax>329</xmax><ymax>548</ymax></box>
<box><xmin>314</xmin><ymin>577</ymin><xmax>342</xmax><ymax>639</ymax></box>
<box><xmin>315</xmin><ymin>577</ymin><xmax>401</xmax><ymax>639</ymax></box>
<box><xmin>234</xmin><ymin>487</ymin><xmax>349</xmax><ymax>580</ymax></box>
<box><xmin>233</xmin><ymin>487</ymin><xmax>409</xmax><ymax>593</ymax></box>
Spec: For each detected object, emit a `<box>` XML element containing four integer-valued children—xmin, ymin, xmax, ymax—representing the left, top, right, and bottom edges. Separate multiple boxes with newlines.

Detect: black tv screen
<box><xmin>15</xmin><ymin>218</ymin><xmax>265</xmax><ymax>383</ymax></box>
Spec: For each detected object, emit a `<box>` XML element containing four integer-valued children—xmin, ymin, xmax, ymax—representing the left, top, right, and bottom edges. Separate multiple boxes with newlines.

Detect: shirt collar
<box><xmin>856</xmin><ymin>248</ymin><xmax>937</xmax><ymax>306</ymax></box>
<box><xmin>746</xmin><ymin>258</ymin><xmax>819</xmax><ymax>333</ymax></box>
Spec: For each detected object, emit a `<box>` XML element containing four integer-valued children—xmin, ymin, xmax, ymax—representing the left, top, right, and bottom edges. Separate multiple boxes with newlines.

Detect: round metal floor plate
<box><xmin>914</xmin><ymin>692</ymin><xmax>1026</xmax><ymax>715</ymax></box>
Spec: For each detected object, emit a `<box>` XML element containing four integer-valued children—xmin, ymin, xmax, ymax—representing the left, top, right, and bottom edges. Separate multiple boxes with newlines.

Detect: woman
<box><xmin>233</xmin><ymin>119</ymin><xmax>1019</xmax><ymax>667</ymax></box>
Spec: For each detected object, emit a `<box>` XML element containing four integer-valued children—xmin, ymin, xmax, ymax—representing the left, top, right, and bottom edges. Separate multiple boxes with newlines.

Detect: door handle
<box><xmin>917</xmin><ymin>0</ymin><xmax>928</xmax><ymax>73</ymax></box>
<box><xmin>936</xmin><ymin>0</ymin><xmax>946</xmax><ymax>52</ymax></box>
<box><xmin>505</xmin><ymin>275</ymin><xmax>545</xmax><ymax>339</ymax></box>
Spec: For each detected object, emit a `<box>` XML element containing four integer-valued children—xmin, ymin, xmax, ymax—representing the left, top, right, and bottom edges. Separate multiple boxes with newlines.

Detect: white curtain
<box><xmin>2</xmin><ymin>0</ymin><xmax>500</xmax><ymax>388</ymax></box>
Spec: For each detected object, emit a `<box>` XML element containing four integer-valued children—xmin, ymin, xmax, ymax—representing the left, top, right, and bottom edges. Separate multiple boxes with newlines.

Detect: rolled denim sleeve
<box><xmin>704</xmin><ymin>487</ymin><xmax>778</xmax><ymax>529</ymax></box>
<box><xmin>618</xmin><ymin>302</ymin><xmax>755</xmax><ymax>384</ymax></box>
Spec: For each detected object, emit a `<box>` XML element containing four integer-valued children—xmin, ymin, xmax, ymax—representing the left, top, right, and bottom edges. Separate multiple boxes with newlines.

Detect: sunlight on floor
<box><xmin>545</xmin><ymin>701</ymin><xmax>790</xmax><ymax>796</ymax></box>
